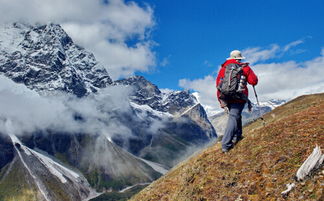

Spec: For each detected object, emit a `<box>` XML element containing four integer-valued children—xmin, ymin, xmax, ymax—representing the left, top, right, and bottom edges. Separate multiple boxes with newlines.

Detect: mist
<box><xmin>0</xmin><ymin>75</ymin><xmax>166</xmax><ymax>143</ymax></box>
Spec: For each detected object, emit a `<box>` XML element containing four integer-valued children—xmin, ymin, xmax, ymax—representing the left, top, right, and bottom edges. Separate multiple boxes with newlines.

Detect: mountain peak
<box><xmin>115</xmin><ymin>75</ymin><xmax>199</xmax><ymax>115</ymax></box>
<box><xmin>0</xmin><ymin>23</ymin><xmax>113</xmax><ymax>97</ymax></box>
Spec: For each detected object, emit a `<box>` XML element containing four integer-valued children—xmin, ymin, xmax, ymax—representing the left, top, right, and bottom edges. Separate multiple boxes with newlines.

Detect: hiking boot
<box><xmin>222</xmin><ymin>146</ymin><xmax>233</xmax><ymax>153</ymax></box>
<box><xmin>222</xmin><ymin>148</ymin><xmax>230</xmax><ymax>153</ymax></box>
<box><xmin>232</xmin><ymin>136</ymin><xmax>244</xmax><ymax>144</ymax></box>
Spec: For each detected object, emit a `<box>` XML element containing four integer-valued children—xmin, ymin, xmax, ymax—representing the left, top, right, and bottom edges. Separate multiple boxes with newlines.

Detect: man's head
<box><xmin>227</xmin><ymin>50</ymin><xmax>245</xmax><ymax>61</ymax></box>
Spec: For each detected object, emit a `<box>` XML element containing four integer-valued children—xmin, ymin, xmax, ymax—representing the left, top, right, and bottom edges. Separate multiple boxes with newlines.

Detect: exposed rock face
<box><xmin>0</xmin><ymin>23</ymin><xmax>217</xmax><ymax>200</ymax></box>
<box><xmin>18</xmin><ymin>132</ymin><xmax>161</xmax><ymax>191</ymax></box>
<box><xmin>0</xmin><ymin>23</ymin><xmax>112</xmax><ymax>97</ymax></box>
<box><xmin>115</xmin><ymin>76</ymin><xmax>217</xmax><ymax>167</ymax></box>
<box><xmin>180</xmin><ymin>103</ymin><xmax>216</xmax><ymax>139</ymax></box>
<box><xmin>2</xmin><ymin>133</ymin><xmax>95</xmax><ymax>201</ymax></box>
<box><xmin>0</xmin><ymin>134</ymin><xmax>14</xmax><ymax>169</ymax></box>
<box><xmin>115</xmin><ymin>75</ymin><xmax>197</xmax><ymax>114</ymax></box>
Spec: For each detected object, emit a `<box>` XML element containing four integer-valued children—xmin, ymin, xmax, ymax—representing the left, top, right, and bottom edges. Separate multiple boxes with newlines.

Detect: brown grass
<box><xmin>130</xmin><ymin>93</ymin><xmax>324</xmax><ymax>201</ymax></box>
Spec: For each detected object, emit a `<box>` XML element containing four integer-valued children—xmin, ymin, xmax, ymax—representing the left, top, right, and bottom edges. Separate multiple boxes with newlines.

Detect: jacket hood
<box><xmin>221</xmin><ymin>59</ymin><xmax>240</xmax><ymax>68</ymax></box>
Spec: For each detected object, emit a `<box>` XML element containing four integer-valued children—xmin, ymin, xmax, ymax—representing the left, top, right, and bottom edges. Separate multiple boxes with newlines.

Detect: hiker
<box><xmin>216</xmin><ymin>50</ymin><xmax>258</xmax><ymax>152</ymax></box>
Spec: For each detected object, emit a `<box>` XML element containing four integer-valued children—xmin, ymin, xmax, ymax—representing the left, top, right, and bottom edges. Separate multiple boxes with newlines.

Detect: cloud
<box><xmin>242</xmin><ymin>39</ymin><xmax>305</xmax><ymax>64</ymax></box>
<box><xmin>0</xmin><ymin>0</ymin><xmax>156</xmax><ymax>80</ymax></box>
<box><xmin>179</xmin><ymin>44</ymin><xmax>324</xmax><ymax>115</ymax></box>
<box><xmin>242</xmin><ymin>44</ymin><xmax>280</xmax><ymax>64</ymax></box>
<box><xmin>160</xmin><ymin>56</ymin><xmax>170</xmax><ymax>67</ymax></box>
<box><xmin>253</xmin><ymin>49</ymin><xmax>324</xmax><ymax>100</ymax></box>
<box><xmin>203</xmin><ymin>60</ymin><xmax>213</xmax><ymax>67</ymax></box>
<box><xmin>0</xmin><ymin>75</ymin><xmax>135</xmax><ymax>138</ymax></box>
<box><xmin>283</xmin><ymin>40</ymin><xmax>304</xmax><ymax>52</ymax></box>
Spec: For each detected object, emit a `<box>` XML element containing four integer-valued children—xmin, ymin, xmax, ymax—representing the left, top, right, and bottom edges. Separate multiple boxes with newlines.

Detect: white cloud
<box><xmin>242</xmin><ymin>44</ymin><xmax>280</xmax><ymax>64</ymax></box>
<box><xmin>283</xmin><ymin>40</ymin><xmax>304</xmax><ymax>52</ymax></box>
<box><xmin>0</xmin><ymin>0</ymin><xmax>156</xmax><ymax>80</ymax></box>
<box><xmin>242</xmin><ymin>39</ymin><xmax>305</xmax><ymax>64</ymax></box>
<box><xmin>252</xmin><ymin>55</ymin><xmax>324</xmax><ymax>100</ymax></box>
<box><xmin>180</xmin><ymin>45</ymin><xmax>324</xmax><ymax>115</ymax></box>
<box><xmin>0</xmin><ymin>75</ymin><xmax>135</xmax><ymax>138</ymax></box>
<box><xmin>160</xmin><ymin>56</ymin><xmax>170</xmax><ymax>67</ymax></box>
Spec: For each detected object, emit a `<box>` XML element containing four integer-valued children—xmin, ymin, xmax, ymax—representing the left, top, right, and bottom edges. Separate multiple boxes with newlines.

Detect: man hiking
<box><xmin>216</xmin><ymin>50</ymin><xmax>258</xmax><ymax>153</ymax></box>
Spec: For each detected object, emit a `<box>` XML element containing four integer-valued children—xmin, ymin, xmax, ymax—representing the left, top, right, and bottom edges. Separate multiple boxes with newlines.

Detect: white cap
<box><xmin>227</xmin><ymin>50</ymin><xmax>246</xmax><ymax>60</ymax></box>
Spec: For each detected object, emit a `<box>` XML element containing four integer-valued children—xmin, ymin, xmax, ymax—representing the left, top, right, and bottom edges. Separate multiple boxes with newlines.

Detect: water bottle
<box><xmin>237</xmin><ymin>75</ymin><xmax>246</xmax><ymax>92</ymax></box>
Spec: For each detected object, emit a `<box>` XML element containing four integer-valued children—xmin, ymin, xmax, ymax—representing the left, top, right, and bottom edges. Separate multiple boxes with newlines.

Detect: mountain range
<box><xmin>0</xmin><ymin>23</ymin><xmax>216</xmax><ymax>201</ymax></box>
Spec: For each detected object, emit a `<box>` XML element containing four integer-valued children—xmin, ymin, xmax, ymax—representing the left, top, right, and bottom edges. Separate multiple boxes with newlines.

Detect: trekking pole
<box><xmin>253</xmin><ymin>86</ymin><xmax>266</xmax><ymax>126</ymax></box>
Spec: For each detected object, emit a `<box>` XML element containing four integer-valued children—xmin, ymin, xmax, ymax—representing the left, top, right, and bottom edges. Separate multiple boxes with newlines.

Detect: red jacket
<box><xmin>216</xmin><ymin>59</ymin><xmax>258</xmax><ymax>104</ymax></box>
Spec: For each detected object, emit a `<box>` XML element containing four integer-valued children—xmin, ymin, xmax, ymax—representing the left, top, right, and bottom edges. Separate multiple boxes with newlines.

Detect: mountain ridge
<box><xmin>0</xmin><ymin>23</ymin><xmax>113</xmax><ymax>97</ymax></box>
<box><xmin>0</xmin><ymin>22</ymin><xmax>217</xmax><ymax>201</ymax></box>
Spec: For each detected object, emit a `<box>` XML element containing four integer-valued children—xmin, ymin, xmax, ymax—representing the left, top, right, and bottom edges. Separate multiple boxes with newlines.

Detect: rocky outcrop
<box><xmin>0</xmin><ymin>23</ymin><xmax>112</xmax><ymax>97</ymax></box>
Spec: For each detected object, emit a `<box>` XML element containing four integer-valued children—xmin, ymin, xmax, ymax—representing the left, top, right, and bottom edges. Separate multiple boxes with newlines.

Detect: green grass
<box><xmin>54</xmin><ymin>152</ymin><xmax>71</xmax><ymax>166</ymax></box>
<box><xmin>84</xmin><ymin>169</ymin><xmax>135</xmax><ymax>191</ymax></box>
<box><xmin>0</xmin><ymin>159</ymin><xmax>38</xmax><ymax>201</ymax></box>
<box><xmin>41</xmin><ymin>175</ymin><xmax>71</xmax><ymax>201</ymax></box>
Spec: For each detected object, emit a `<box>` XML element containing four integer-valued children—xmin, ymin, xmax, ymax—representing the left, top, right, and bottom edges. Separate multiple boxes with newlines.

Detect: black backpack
<box><xmin>217</xmin><ymin>63</ymin><xmax>246</xmax><ymax>100</ymax></box>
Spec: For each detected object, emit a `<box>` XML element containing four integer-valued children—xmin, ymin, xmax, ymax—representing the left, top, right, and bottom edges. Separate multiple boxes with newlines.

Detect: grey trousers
<box><xmin>222</xmin><ymin>102</ymin><xmax>245</xmax><ymax>150</ymax></box>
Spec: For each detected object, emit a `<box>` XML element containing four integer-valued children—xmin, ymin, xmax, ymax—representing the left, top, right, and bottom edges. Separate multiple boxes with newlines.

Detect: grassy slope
<box><xmin>130</xmin><ymin>93</ymin><xmax>324</xmax><ymax>201</ymax></box>
<box><xmin>0</xmin><ymin>158</ymin><xmax>39</xmax><ymax>201</ymax></box>
<box><xmin>0</xmin><ymin>155</ymin><xmax>74</xmax><ymax>201</ymax></box>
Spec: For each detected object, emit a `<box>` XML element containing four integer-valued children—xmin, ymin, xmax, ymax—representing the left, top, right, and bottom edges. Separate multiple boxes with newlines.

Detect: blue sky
<box><xmin>1</xmin><ymin>0</ymin><xmax>323</xmax><ymax>114</ymax></box>
<box><xmin>135</xmin><ymin>0</ymin><xmax>324</xmax><ymax>90</ymax></box>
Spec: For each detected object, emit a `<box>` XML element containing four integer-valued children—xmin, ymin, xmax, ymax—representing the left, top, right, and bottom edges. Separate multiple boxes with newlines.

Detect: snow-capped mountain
<box><xmin>242</xmin><ymin>99</ymin><xmax>287</xmax><ymax>124</ymax></box>
<box><xmin>0</xmin><ymin>23</ymin><xmax>216</xmax><ymax>200</ymax></box>
<box><xmin>115</xmin><ymin>76</ymin><xmax>198</xmax><ymax>114</ymax></box>
<box><xmin>0</xmin><ymin>23</ymin><xmax>112</xmax><ymax>97</ymax></box>
<box><xmin>258</xmin><ymin>99</ymin><xmax>287</xmax><ymax>109</ymax></box>
<box><xmin>114</xmin><ymin>75</ymin><xmax>217</xmax><ymax>167</ymax></box>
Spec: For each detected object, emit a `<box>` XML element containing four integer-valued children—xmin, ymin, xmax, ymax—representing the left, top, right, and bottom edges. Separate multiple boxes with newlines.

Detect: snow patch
<box><xmin>29</xmin><ymin>149</ymin><xmax>80</xmax><ymax>183</ymax></box>
<box><xmin>119</xmin><ymin>182</ymin><xmax>150</xmax><ymax>193</ymax></box>
<box><xmin>138</xmin><ymin>158</ymin><xmax>169</xmax><ymax>175</ymax></box>
<box><xmin>259</xmin><ymin>99</ymin><xmax>286</xmax><ymax>109</ymax></box>
<box><xmin>6</xmin><ymin>121</ymin><xmax>51</xmax><ymax>201</ymax></box>
<box><xmin>177</xmin><ymin>103</ymin><xmax>200</xmax><ymax>117</ymax></box>
<box><xmin>130</xmin><ymin>101</ymin><xmax>172</xmax><ymax>118</ymax></box>
<box><xmin>8</xmin><ymin>133</ymin><xmax>31</xmax><ymax>155</ymax></box>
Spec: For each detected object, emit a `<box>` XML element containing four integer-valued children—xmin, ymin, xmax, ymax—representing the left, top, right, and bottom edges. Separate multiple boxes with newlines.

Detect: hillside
<box><xmin>130</xmin><ymin>93</ymin><xmax>324</xmax><ymax>201</ymax></box>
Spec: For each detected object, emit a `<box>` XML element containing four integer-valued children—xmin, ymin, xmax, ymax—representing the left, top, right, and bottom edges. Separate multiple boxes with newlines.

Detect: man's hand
<box><xmin>219</xmin><ymin>99</ymin><xmax>229</xmax><ymax>113</ymax></box>
<box><xmin>248</xmin><ymin>104</ymin><xmax>252</xmax><ymax>112</ymax></box>
<box><xmin>224</xmin><ymin>106</ymin><xmax>229</xmax><ymax>114</ymax></box>
<box><xmin>220</xmin><ymin>100</ymin><xmax>227</xmax><ymax>108</ymax></box>
<box><xmin>248</xmin><ymin>100</ymin><xmax>253</xmax><ymax>112</ymax></box>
